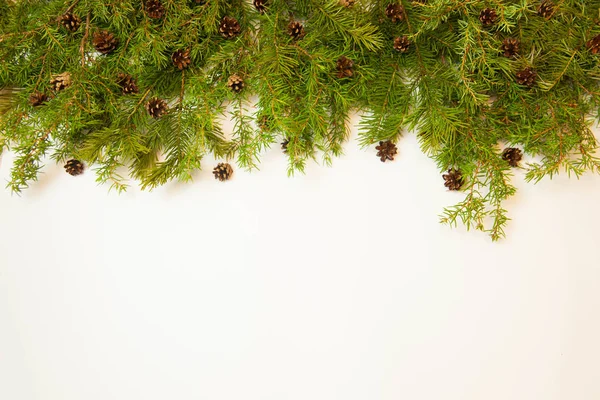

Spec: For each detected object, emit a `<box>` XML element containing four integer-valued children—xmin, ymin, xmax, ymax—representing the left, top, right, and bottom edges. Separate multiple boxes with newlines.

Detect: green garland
<box><xmin>1</xmin><ymin>0</ymin><xmax>600</xmax><ymax>240</ymax></box>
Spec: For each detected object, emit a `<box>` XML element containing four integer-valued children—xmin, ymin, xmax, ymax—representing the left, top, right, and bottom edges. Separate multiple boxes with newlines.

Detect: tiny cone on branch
<box><xmin>501</xmin><ymin>38</ymin><xmax>519</xmax><ymax>58</ymax></box>
<box><xmin>586</xmin><ymin>34</ymin><xmax>600</xmax><ymax>54</ymax></box>
<box><xmin>227</xmin><ymin>74</ymin><xmax>245</xmax><ymax>93</ymax></box>
<box><xmin>253</xmin><ymin>0</ymin><xmax>267</xmax><ymax>13</ymax></box>
<box><xmin>281</xmin><ymin>139</ymin><xmax>290</xmax><ymax>153</ymax></box>
<box><xmin>92</xmin><ymin>30</ymin><xmax>118</xmax><ymax>55</ymax></box>
<box><xmin>287</xmin><ymin>21</ymin><xmax>305</xmax><ymax>40</ymax></box>
<box><xmin>443</xmin><ymin>169</ymin><xmax>464</xmax><ymax>191</ymax></box>
<box><xmin>64</xmin><ymin>159</ymin><xmax>84</xmax><ymax>176</ymax></box>
<box><xmin>375</xmin><ymin>140</ymin><xmax>397</xmax><ymax>162</ymax></box>
<box><xmin>394</xmin><ymin>36</ymin><xmax>410</xmax><ymax>53</ymax></box>
<box><xmin>145</xmin><ymin>0</ymin><xmax>166</xmax><ymax>19</ymax></box>
<box><xmin>336</xmin><ymin>56</ymin><xmax>354</xmax><ymax>79</ymax></box>
<box><xmin>172</xmin><ymin>49</ymin><xmax>191</xmax><ymax>70</ymax></box>
<box><xmin>50</xmin><ymin>72</ymin><xmax>72</xmax><ymax>91</ymax></box>
<box><xmin>213</xmin><ymin>163</ymin><xmax>233</xmax><ymax>181</ymax></box>
<box><xmin>516</xmin><ymin>67</ymin><xmax>536</xmax><ymax>87</ymax></box>
<box><xmin>502</xmin><ymin>148</ymin><xmax>523</xmax><ymax>167</ymax></box>
<box><xmin>385</xmin><ymin>4</ymin><xmax>404</xmax><ymax>23</ymax></box>
<box><xmin>479</xmin><ymin>8</ymin><xmax>497</xmax><ymax>26</ymax></box>
<box><xmin>339</xmin><ymin>0</ymin><xmax>355</xmax><ymax>7</ymax></box>
<box><xmin>219</xmin><ymin>16</ymin><xmax>241</xmax><ymax>39</ymax></box>
<box><xmin>117</xmin><ymin>73</ymin><xmax>139</xmax><ymax>95</ymax></box>
<box><xmin>146</xmin><ymin>97</ymin><xmax>168</xmax><ymax>119</ymax></box>
<box><xmin>29</xmin><ymin>92</ymin><xmax>48</xmax><ymax>107</ymax></box>
<box><xmin>537</xmin><ymin>1</ymin><xmax>554</xmax><ymax>19</ymax></box>
<box><xmin>59</xmin><ymin>13</ymin><xmax>81</xmax><ymax>32</ymax></box>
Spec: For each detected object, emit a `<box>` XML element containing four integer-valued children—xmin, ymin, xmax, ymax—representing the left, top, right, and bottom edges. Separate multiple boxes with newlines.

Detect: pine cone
<box><xmin>393</xmin><ymin>36</ymin><xmax>410</xmax><ymax>53</ymax></box>
<box><xmin>50</xmin><ymin>72</ymin><xmax>72</xmax><ymax>91</ymax></box>
<box><xmin>339</xmin><ymin>0</ymin><xmax>355</xmax><ymax>7</ymax></box>
<box><xmin>501</xmin><ymin>38</ymin><xmax>519</xmax><ymax>58</ymax></box>
<box><xmin>479</xmin><ymin>8</ymin><xmax>497</xmax><ymax>26</ymax></box>
<box><xmin>213</xmin><ymin>163</ymin><xmax>233</xmax><ymax>181</ymax></box>
<box><xmin>64</xmin><ymin>159</ymin><xmax>84</xmax><ymax>176</ymax></box>
<box><xmin>586</xmin><ymin>34</ymin><xmax>600</xmax><ymax>54</ymax></box>
<box><xmin>502</xmin><ymin>147</ymin><xmax>523</xmax><ymax>167</ymax></box>
<box><xmin>287</xmin><ymin>21</ymin><xmax>305</xmax><ymax>40</ymax></box>
<box><xmin>375</xmin><ymin>140</ymin><xmax>397</xmax><ymax>162</ymax></box>
<box><xmin>281</xmin><ymin>139</ymin><xmax>289</xmax><ymax>153</ymax></box>
<box><xmin>172</xmin><ymin>49</ymin><xmax>191</xmax><ymax>70</ymax></box>
<box><xmin>537</xmin><ymin>1</ymin><xmax>554</xmax><ymax>18</ymax></box>
<box><xmin>336</xmin><ymin>56</ymin><xmax>354</xmax><ymax>79</ymax></box>
<box><xmin>253</xmin><ymin>0</ymin><xmax>267</xmax><ymax>13</ymax></box>
<box><xmin>117</xmin><ymin>73</ymin><xmax>139</xmax><ymax>95</ymax></box>
<box><xmin>59</xmin><ymin>13</ymin><xmax>81</xmax><ymax>32</ymax></box>
<box><xmin>219</xmin><ymin>16</ymin><xmax>241</xmax><ymax>39</ymax></box>
<box><xmin>29</xmin><ymin>91</ymin><xmax>48</xmax><ymax>107</ymax></box>
<box><xmin>227</xmin><ymin>74</ymin><xmax>244</xmax><ymax>93</ymax></box>
<box><xmin>516</xmin><ymin>67</ymin><xmax>536</xmax><ymax>87</ymax></box>
<box><xmin>195</xmin><ymin>0</ymin><xmax>206</xmax><ymax>4</ymax></box>
<box><xmin>92</xmin><ymin>30</ymin><xmax>118</xmax><ymax>55</ymax></box>
<box><xmin>386</xmin><ymin>4</ymin><xmax>405</xmax><ymax>23</ymax></box>
<box><xmin>145</xmin><ymin>0</ymin><xmax>166</xmax><ymax>19</ymax></box>
<box><xmin>146</xmin><ymin>97</ymin><xmax>168</xmax><ymax>119</ymax></box>
<box><xmin>443</xmin><ymin>168</ymin><xmax>464</xmax><ymax>191</ymax></box>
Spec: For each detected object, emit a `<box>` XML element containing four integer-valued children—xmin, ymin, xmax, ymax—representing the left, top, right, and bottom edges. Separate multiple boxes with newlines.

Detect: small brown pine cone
<box><xmin>195</xmin><ymin>0</ymin><xmax>206</xmax><ymax>4</ymax></box>
<box><xmin>213</xmin><ymin>163</ymin><xmax>233</xmax><ymax>181</ymax></box>
<box><xmin>29</xmin><ymin>91</ymin><xmax>48</xmax><ymax>107</ymax></box>
<box><xmin>537</xmin><ymin>1</ymin><xmax>554</xmax><ymax>19</ymax></box>
<box><xmin>287</xmin><ymin>21</ymin><xmax>305</xmax><ymax>40</ymax></box>
<box><xmin>516</xmin><ymin>67</ymin><xmax>536</xmax><ymax>87</ymax></box>
<box><xmin>117</xmin><ymin>73</ymin><xmax>139</xmax><ymax>95</ymax></box>
<box><xmin>393</xmin><ymin>36</ymin><xmax>411</xmax><ymax>53</ymax></box>
<box><xmin>586</xmin><ymin>34</ymin><xmax>600</xmax><ymax>54</ymax></box>
<box><xmin>501</xmin><ymin>38</ymin><xmax>520</xmax><ymax>58</ymax></box>
<box><xmin>336</xmin><ymin>56</ymin><xmax>354</xmax><ymax>79</ymax></box>
<box><xmin>501</xmin><ymin>147</ymin><xmax>523</xmax><ymax>167</ymax></box>
<box><xmin>145</xmin><ymin>0</ymin><xmax>166</xmax><ymax>19</ymax></box>
<box><xmin>339</xmin><ymin>0</ymin><xmax>355</xmax><ymax>7</ymax></box>
<box><xmin>227</xmin><ymin>74</ymin><xmax>245</xmax><ymax>93</ymax></box>
<box><xmin>64</xmin><ymin>159</ymin><xmax>84</xmax><ymax>176</ymax></box>
<box><xmin>172</xmin><ymin>49</ymin><xmax>191</xmax><ymax>70</ymax></box>
<box><xmin>386</xmin><ymin>4</ymin><xmax>405</xmax><ymax>23</ymax></box>
<box><xmin>443</xmin><ymin>168</ymin><xmax>464</xmax><ymax>191</ymax></box>
<box><xmin>59</xmin><ymin>13</ymin><xmax>81</xmax><ymax>32</ymax></box>
<box><xmin>375</xmin><ymin>140</ymin><xmax>398</xmax><ymax>162</ymax></box>
<box><xmin>253</xmin><ymin>0</ymin><xmax>267</xmax><ymax>13</ymax></box>
<box><xmin>50</xmin><ymin>72</ymin><xmax>72</xmax><ymax>91</ymax></box>
<box><xmin>479</xmin><ymin>8</ymin><xmax>498</xmax><ymax>26</ymax></box>
<box><xmin>281</xmin><ymin>139</ymin><xmax>290</xmax><ymax>153</ymax></box>
<box><xmin>219</xmin><ymin>16</ymin><xmax>241</xmax><ymax>39</ymax></box>
<box><xmin>92</xmin><ymin>30</ymin><xmax>119</xmax><ymax>55</ymax></box>
<box><xmin>146</xmin><ymin>97</ymin><xmax>168</xmax><ymax>119</ymax></box>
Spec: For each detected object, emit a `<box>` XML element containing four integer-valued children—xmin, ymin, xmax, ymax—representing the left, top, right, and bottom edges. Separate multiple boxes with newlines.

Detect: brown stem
<box><xmin>65</xmin><ymin>0</ymin><xmax>81</xmax><ymax>15</ymax></box>
<box><xmin>80</xmin><ymin>13</ymin><xmax>90</xmax><ymax>68</ymax></box>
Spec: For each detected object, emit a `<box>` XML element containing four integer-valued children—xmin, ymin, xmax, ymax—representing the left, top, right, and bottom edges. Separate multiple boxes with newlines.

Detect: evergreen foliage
<box><xmin>1</xmin><ymin>0</ymin><xmax>600</xmax><ymax>240</ymax></box>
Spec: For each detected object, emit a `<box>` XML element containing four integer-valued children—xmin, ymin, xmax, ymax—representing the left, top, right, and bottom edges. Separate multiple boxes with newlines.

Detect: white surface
<box><xmin>1</xmin><ymin>119</ymin><xmax>600</xmax><ymax>400</ymax></box>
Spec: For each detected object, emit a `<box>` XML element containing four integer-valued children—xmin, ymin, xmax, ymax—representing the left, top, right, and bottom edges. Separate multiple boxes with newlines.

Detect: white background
<box><xmin>1</xmin><ymin>118</ymin><xmax>599</xmax><ymax>400</ymax></box>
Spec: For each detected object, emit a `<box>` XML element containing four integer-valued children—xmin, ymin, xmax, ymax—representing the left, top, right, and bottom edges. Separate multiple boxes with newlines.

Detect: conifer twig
<box><xmin>80</xmin><ymin>13</ymin><xmax>90</xmax><ymax>68</ymax></box>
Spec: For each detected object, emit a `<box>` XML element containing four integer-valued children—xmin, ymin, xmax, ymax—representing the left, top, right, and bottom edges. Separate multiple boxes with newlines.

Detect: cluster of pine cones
<box><xmin>373</xmin><ymin>139</ymin><xmax>523</xmax><ymax>191</ymax></box>
<box><xmin>33</xmin><ymin>0</ymin><xmax>569</xmax><ymax>183</ymax></box>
